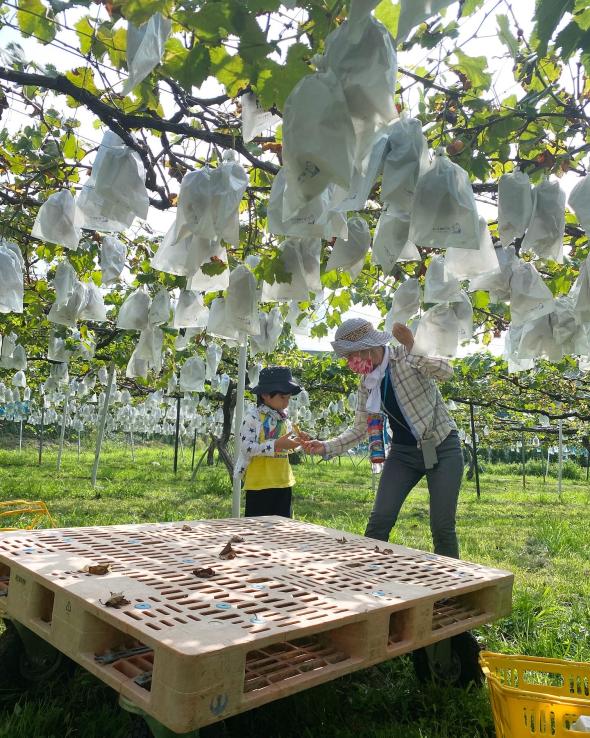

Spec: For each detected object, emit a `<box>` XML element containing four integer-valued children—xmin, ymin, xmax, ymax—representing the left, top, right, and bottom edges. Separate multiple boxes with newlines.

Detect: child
<box><xmin>234</xmin><ymin>366</ymin><xmax>306</xmax><ymax>518</ymax></box>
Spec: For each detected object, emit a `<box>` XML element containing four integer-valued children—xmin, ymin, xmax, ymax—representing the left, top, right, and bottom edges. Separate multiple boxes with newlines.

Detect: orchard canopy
<box><xmin>2</xmin><ymin>0</ymin><xmax>590</xmax><ymax>433</ymax></box>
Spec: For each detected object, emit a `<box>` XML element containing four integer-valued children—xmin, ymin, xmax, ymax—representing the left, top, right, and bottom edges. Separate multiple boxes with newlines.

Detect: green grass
<box><xmin>1</xmin><ymin>441</ymin><xmax>590</xmax><ymax>737</ymax></box>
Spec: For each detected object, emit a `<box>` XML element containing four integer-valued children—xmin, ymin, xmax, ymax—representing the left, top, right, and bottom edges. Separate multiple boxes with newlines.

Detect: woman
<box><xmin>304</xmin><ymin>318</ymin><xmax>463</xmax><ymax>558</ymax></box>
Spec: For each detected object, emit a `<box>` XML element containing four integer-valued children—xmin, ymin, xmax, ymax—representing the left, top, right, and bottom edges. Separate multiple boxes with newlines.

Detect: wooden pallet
<box><xmin>0</xmin><ymin>517</ymin><xmax>513</xmax><ymax>733</ymax></box>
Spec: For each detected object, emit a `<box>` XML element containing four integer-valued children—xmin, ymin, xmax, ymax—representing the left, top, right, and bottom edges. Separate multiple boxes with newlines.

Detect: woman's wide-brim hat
<box><xmin>250</xmin><ymin>366</ymin><xmax>302</xmax><ymax>395</ymax></box>
<box><xmin>331</xmin><ymin>318</ymin><xmax>392</xmax><ymax>357</ymax></box>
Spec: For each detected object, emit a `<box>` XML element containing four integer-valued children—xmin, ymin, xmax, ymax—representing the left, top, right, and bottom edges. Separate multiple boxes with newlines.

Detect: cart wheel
<box><xmin>0</xmin><ymin>619</ymin><xmax>75</xmax><ymax>688</ymax></box>
<box><xmin>412</xmin><ymin>632</ymin><xmax>483</xmax><ymax>688</ymax></box>
<box><xmin>0</xmin><ymin>620</ymin><xmax>23</xmax><ymax>690</ymax></box>
<box><xmin>126</xmin><ymin>715</ymin><xmax>152</xmax><ymax>738</ymax></box>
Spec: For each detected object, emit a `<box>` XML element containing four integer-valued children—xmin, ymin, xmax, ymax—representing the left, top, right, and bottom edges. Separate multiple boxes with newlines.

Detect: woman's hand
<box><xmin>392</xmin><ymin>322</ymin><xmax>414</xmax><ymax>351</ymax></box>
<box><xmin>301</xmin><ymin>439</ymin><xmax>326</xmax><ymax>455</ymax></box>
<box><xmin>274</xmin><ymin>433</ymin><xmax>301</xmax><ymax>452</ymax></box>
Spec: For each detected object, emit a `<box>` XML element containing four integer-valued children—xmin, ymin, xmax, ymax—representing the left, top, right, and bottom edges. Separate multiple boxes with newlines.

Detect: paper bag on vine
<box><xmin>180</xmin><ymin>357</ymin><xmax>206</xmax><ymax>393</ymax></box>
<box><xmin>175</xmin><ymin>327</ymin><xmax>198</xmax><ymax>351</ymax></box>
<box><xmin>1</xmin><ymin>332</ymin><xmax>16</xmax><ymax>360</ymax></box>
<box><xmin>372</xmin><ymin>209</ymin><xmax>420</xmax><ymax>274</ymax></box>
<box><xmin>469</xmin><ymin>244</ymin><xmax>517</xmax><ymax>301</ymax></box>
<box><xmin>117</xmin><ymin>287</ymin><xmax>150</xmax><ymax>330</ymax></box>
<box><xmin>241</xmin><ymin>92</ymin><xmax>280</xmax><ymax>143</ymax></box>
<box><xmin>409</xmin><ymin>149</ymin><xmax>479</xmax><ymax>249</ymax></box>
<box><xmin>225</xmin><ymin>265</ymin><xmax>260</xmax><ymax>336</ymax></box>
<box><xmin>186</xmin><ymin>242</ymin><xmax>230</xmax><ymax>293</ymax></box>
<box><xmin>445</xmin><ymin>216</ymin><xmax>501</xmax><ymax>281</ymax></box>
<box><xmin>12</xmin><ymin>370</ymin><xmax>26</xmax><ymax>388</ymax></box>
<box><xmin>334</xmin><ymin>124</ymin><xmax>392</xmax><ymax>212</ymax></box>
<box><xmin>315</xmin><ymin>0</ymin><xmax>397</xmax><ymax>168</ymax></box>
<box><xmin>79</xmin><ymin>282</ymin><xmax>108</xmax><ymax>322</ymax></box>
<box><xmin>0</xmin><ymin>240</ymin><xmax>24</xmax><ymax>313</ymax></box>
<box><xmin>126</xmin><ymin>349</ymin><xmax>148</xmax><ymax>379</ymax></box>
<box><xmin>521</xmin><ymin>179</ymin><xmax>565</xmax><ymax>263</ymax></box>
<box><xmin>122</xmin><ymin>13</ymin><xmax>171</xmax><ymax>94</ymax></box>
<box><xmin>267</xmin><ymin>168</ymin><xmax>347</xmax><ymax>240</ymax></box>
<box><xmin>91</xmin><ymin>132</ymin><xmax>149</xmax><ymax>222</ymax></box>
<box><xmin>48</xmin><ymin>332</ymin><xmax>72</xmax><ymax>364</ymax></box>
<box><xmin>261</xmin><ymin>238</ymin><xmax>322</xmax><ymax>302</ymax></box>
<box><xmin>498</xmin><ymin>168</ymin><xmax>533</xmax><ymax>246</ymax></box>
<box><xmin>396</xmin><ymin>0</ymin><xmax>454</xmax><ymax>43</ymax></box>
<box><xmin>32</xmin><ymin>190</ymin><xmax>81</xmax><ymax>250</ymax></box>
<box><xmin>326</xmin><ymin>217</ymin><xmax>370</xmax><ymax>280</ymax></box>
<box><xmin>207</xmin><ymin>298</ymin><xmax>240</xmax><ymax>342</ymax></box>
<box><xmin>568</xmin><ymin>174</ymin><xmax>590</xmax><ymax>234</ymax></box>
<box><xmin>135</xmin><ymin>325</ymin><xmax>163</xmax><ymax>370</ymax></box>
<box><xmin>282</xmin><ymin>70</ymin><xmax>356</xmax><ymax>218</ymax></box>
<box><xmin>248</xmin><ymin>363</ymin><xmax>262</xmax><ymax>388</ymax></box>
<box><xmin>48</xmin><ymin>281</ymin><xmax>86</xmax><ymax>327</ymax></box>
<box><xmin>424</xmin><ymin>254</ymin><xmax>462</xmax><ymax>304</ymax></box>
<box><xmin>384</xmin><ymin>278</ymin><xmax>420</xmax><ymax>332</ymax></box>
<box><xmin>152</xmin><ymin>231</ymin><xmax>218</xmax><ymax>277</ymax></box>
<box><xmin>205</xmin><ymin>343</ymin><xmax>223</xmax><ymax>380</ymax></box>
<box><xmin>100</xmin><ymin>236</ymin><xmax>126</xmax><ymax>285</ymax></box>
<box><xmin>572</xmin><ymin>254</ymin><xmax>590</xmax><ymax>323</ymax></box>
<box><xmin>504</xmin><ymin>325</ymin><xmax>534</xmax><ymax>373</ymax></box>
<box><xmin>76</xmin><ymin>183</ymin><xmax>131</xmax><ymax>233</ymax></box>
<box><xmin>381</xmin><ymin>113</ymin><xmax>429</xmax><ymax>212</ymax></box>
<box><xmin>517</xmin><ymin>315</ymin><xmax>561</xmax><ymax>362</ymax></box>
<box><xmin>250</xmin><ymin>307</ymin><xmax>285</xmax><ymax>355</ymax></box>
<box><xmin>452</xmin><ymin>291</ymin><xmax>473</xmax><ymax>343</ymax></box>
<box><xmin>509</xmin><ymin>260</ymin><xmax>554</xmax><ymax>327</ymax></box>
<box><xmin>286</xmin><ymin>300</ymin><xmax>311</xmax><ymax>336</ymax></box>
<box><xmin>173</xmin><ymin>290</ymin><xmax>208</xmax><ymax>329</ymax></box>
<box><xmin>148</xmin><ymin>287</ymin><xmax>171</xmax><ymax>326</ymax></box>
<box><xmin>8</xmin><ymin>345</ymin><xmax>27</xmax><ymax>371</ymax></box>
<box><xmin>412</xmin><ymin>304</ymin><xmax>459</xmax><ymax>357</ymax></box>
<box><xmin>551</xmin><ymin>296</ymin><xmax>589</xmax><ymax>356</ymax></box>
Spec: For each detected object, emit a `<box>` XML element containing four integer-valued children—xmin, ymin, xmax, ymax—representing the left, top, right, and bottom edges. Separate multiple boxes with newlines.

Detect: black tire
<box><xmin>125</xmin><ymin>715</ymin><xmax>153</xmax><ymax>738</ymax></box>
<box><xmin>0</xmin><ymin>620</ymin><xmax>24</xmax><ymax>691</ymax></box>
<box><xmin>0</xmin><ymin>619</ymin><xmax>75</xmax><ymax>690</ymax></box>
<box><xmin>412</xmin><ymin>631</ymin><xmax>483</xmax><ymax>688</ymax></box>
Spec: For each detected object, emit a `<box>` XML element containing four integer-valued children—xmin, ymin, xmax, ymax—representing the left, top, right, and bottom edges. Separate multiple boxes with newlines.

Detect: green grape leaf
<box><xmin>17</xmin><ymin>0</ymin><xmax>56</xmax><ymax>43</ymax></box>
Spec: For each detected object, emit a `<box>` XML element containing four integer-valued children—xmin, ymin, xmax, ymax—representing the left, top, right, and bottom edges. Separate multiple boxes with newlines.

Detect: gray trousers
<box><xmin>364</xmin><ymin>431</ymin><xmax>463</xmax><ymax>558</ymax></box>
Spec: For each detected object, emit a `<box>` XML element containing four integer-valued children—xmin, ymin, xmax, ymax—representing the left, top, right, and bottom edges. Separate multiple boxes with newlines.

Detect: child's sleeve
<box><xmin>239</xmin><ymin>410</ymin><xmax>278</xmax><ymax>461</ymax></box>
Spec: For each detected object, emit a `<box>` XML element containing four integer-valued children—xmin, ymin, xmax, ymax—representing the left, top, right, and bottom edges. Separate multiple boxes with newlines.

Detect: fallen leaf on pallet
<box><xmin>374</xmin><ymin>546</ymin><xmax>394</xmax><ymax>555</ymax></box>
<box><xmin>219</xmin><ymin>541</ymin><xmax>237</xmax><ymax>560</ymax></box>
<box><xmin>101</xmin><ymin>592</ymin><xmax>131</xmax><ymax>608</ymax></box>
<box><xmin>180</xmin><ymin>525</ymin><xmax>192</xmax><ymax>532</ymax></box>
<box><xmin>84</xmin><ymin>563</ymin><xmax>112</xmax><ymax>575</ymax></box>
<box><xmin>335</xmin><ymin>536</ymin><xmax>347</xmax><ymax>543</ymax></box>
<box><xmin>230</xmin><ymin>535</ymin><xmax>244</xmax><ymax>543</ymax></box>
<box><xmin>193</xmin><ymin>567</ymin><xmax>216</xmax><ymax>578</ymax></box>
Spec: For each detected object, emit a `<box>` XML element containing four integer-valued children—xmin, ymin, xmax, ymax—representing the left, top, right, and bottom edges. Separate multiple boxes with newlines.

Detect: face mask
<box><xmin>347</xmin><ymin>355</ymin><xmax>374</xmax><ymax>374</ymax></box>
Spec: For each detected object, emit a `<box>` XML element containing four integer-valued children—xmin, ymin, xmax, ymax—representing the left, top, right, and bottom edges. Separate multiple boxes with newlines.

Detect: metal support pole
<box><xmin>173</xmin><ymin>393</ymin><xmax>181</xmax><ymax>475</ymax></box>
<box><xmin>38</xmin><ymin>406</ymin><xmax>45</xmax><ymax>465</ymax></box>
<box><xmin>544</xmin><ymin>446</ymin><xmax>550</xmax><ymax>482</ymax></box>
<box><xmin>57</xmin><ymin>391</ymin><xmax>70</xmax><ymax>471</ymax></box>
<box><xmin>19</xmin><ymin>420</ymin><xmax>23</xmax><ymax>452</ymax></box>
<box><xmin>587</xmin><ymin>449</ymin><xmax>589</xmax><ymax>482</ymax></box>
<box><xmin>521</xmin><ymin>429</ymin><xmax>526</xmax><ymax>490</ymax></box>
<box><xmin>130</xmin><ymin>431</ymin><xmax>135</xmax><ymax>462</ymax></box>
<box><xmin>77</xmin><ymin>430</ymin><xmax>81</xmax><ymax>460</ymax></box>
<box><xmin>191</xmin><ymin>429</ymin><xmax>197</xmax><ymax>470</ymax></box>
<box><xmin>557</xmin><ymin>418</ymin><xmax>563</xmax><ymax>498</ymax></box>
<box><xmin>91</xmin><ymin>364</ymin><xmax>115</xmax><ymax>488</ymax></box>
<box><xmin>469</xmin><ymin>402</ymin><xmax>480</xmax><ymax>499</ymax></box>
<box><xmin>232</xmin><ymin>337</ymin><xmax>248</xmax><ymax>517</ymax></box>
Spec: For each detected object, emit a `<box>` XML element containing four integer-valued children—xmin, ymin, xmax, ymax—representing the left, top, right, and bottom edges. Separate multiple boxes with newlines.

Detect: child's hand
<box><xmin>295</xmin><ymin>430</ymin><xmax>312</xmax><ymax>442</ymax></box>
<box><xmin>275</xmin><ymin>433</ymin><xmax>301</xmax><ymax>452</ymax></box>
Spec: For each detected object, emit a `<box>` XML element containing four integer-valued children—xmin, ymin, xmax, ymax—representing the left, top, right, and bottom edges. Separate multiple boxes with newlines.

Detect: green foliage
<box><xmin>16</xmin><ymin>0</ymin><xmax>56</xmax><ymax>44</ymax></box>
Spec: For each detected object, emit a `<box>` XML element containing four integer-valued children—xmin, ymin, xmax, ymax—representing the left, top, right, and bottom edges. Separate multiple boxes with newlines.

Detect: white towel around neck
<box><xmin>363</xmin><ymin>345</ymin><xmax>390</xmax><ymax>413</ymax></box>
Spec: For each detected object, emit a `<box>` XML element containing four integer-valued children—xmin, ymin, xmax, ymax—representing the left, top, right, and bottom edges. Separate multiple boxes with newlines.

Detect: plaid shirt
<box><xmin>323</xmin><ymin>345</ymin><xmax>456</xmax><ymax>457</ymax></box>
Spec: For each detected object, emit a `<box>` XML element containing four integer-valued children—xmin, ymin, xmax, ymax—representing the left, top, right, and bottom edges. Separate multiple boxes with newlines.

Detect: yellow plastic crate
<box><xmin>480</xmin><ymin>651</ymin><xmax>590</xmax><ymax>737</ymax></box>
<box><xmin>0</xmin><ymin>500</ymin><xmax>55</xmax><ymax>531</ymax></box>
